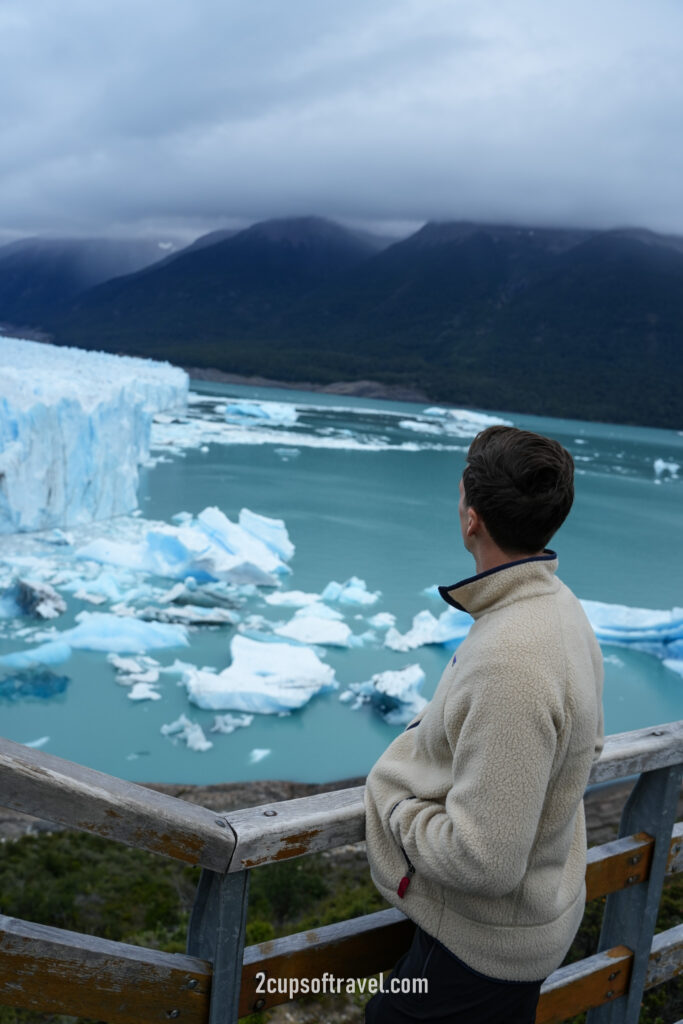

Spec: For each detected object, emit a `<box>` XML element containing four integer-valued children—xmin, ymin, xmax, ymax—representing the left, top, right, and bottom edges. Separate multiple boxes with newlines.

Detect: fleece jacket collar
<box><xmin>438</xmin><ymin>550</ymin><xmax>558</xmax><ymax>619</ymax></box>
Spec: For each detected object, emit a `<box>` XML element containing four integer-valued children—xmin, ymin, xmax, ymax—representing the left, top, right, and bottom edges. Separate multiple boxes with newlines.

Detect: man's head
<box><xmin>461</xmin><ymin>425</ymin><xmax>574</xmax><ymax>557</ymax></box>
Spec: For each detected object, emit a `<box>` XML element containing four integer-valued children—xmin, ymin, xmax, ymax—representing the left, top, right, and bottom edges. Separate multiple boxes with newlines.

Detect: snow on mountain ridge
<box><xmin>0</xmin><ymin>337</ymin><xmax>188</xmax><ymax>533</ymax></box>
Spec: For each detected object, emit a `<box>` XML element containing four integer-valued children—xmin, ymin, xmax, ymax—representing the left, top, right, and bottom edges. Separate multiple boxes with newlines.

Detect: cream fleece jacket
<box><xmin>364</xmin><ymin>552</ymin><xmax>604</xmax><ymax>982</ymax></box>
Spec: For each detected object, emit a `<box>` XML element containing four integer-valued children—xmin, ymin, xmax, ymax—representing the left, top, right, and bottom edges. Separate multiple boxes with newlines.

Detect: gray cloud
<box><xmin>2</xmin><ymin>0</ymin><xmax>683</xmax><ymax>239</ymax></box>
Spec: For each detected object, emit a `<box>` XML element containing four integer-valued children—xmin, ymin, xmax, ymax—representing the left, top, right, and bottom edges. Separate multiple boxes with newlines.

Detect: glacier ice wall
<box><xmin>0</xmin><ymin>337</ymin><xmax>188</xmax><ymax>533</ymax></box>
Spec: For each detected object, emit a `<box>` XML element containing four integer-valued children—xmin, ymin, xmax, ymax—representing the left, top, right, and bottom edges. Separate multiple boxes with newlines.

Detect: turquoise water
<box><xmin>1</xmin><ymin>383</ymin><xmax>681</xmax><ymax>783</ymax></box>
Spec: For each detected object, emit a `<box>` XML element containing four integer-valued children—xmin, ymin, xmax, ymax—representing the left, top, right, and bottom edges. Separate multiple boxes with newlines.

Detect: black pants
<box><xmin>364</xmin><ymin>926</ymin><xmax>543</xmax><ymax>1024</ymax></box>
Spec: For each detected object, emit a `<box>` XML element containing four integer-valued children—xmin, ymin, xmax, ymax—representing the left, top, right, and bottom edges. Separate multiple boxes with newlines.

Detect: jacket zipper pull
<box><xmin>397</xmin><ymin>864</ymin><xmax>415</xmax><ymax>898</ymax></box>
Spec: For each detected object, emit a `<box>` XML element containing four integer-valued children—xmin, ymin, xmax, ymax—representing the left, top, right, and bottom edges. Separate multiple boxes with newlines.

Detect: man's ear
<box><xmin>466</xmin><ymin>506</ymin><xmax>481</xmax><ymax>539</ymax></box>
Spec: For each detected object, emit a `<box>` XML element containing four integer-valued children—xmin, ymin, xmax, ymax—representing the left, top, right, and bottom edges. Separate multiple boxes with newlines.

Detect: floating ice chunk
<box><xmin>43</xmin><ymin>529</ymin><xmax>75</xmax><ymax>546</ymax></box>
<box><xmin>321</xmin><ymin>577</ymin><xmax>380</xmax><ymax>606</ymax></box>
<box><xmin>653</xmin><ymin>458</ymin><xmax>679</xmax><ymax>479</ymax></box>
<box><xmin>184</xmin><ymin>635</ymin><xmax>336</xmax><ymax>713</ymax></box>
<box><xmin>64</xmin><ymin>571</ymin><xmax>130</xmax><ymax>605</ymax></box>
<box><xmin>399</xmin><ymin>420</ymin><xmax>442</xmax><ymax>436</ymax></box>
<box><xmin>348</xmin><ymin>665</ymin><xmax>427</xmax><ymax>725</ymax></box>
<box><xmin>211</xmin><ymin>712</ymin><xmax>254</xmax><ymax>734</ymax></box>
<box><xmin>422</xmin><ymin>585</ymin><xmax>440</xmax><ymax>598</ymax></box>
<box><xmin>348</xmin><ymin>629</ymin><xmax>376</xmax><ymax>648</ymax></box>
<box><xmin>0</xmin><ymin>640</ymin><xmax>72</xmax><ymax>670</ymax></box>
<box><xmin>274</xmin><ymin>616</ymin><xmax>352</xmax><ymax>647</ymax></box>
<box><xmin>663</xmin><ymin>659</ymin><xmax>683</xmax><ymax>678</ymax></box>
<box><xmin>223</xmin><ymin>400</ymin><xmax>298</xmax><ymax>427</ymax></box>
<box><xmin>160</xmin><ymin>659</ymin><xmax>197</xmax><ymax>675</ymax></box>
<box><xmin>0</xmin><ymin>669</ymin><xmax>69</xmax><ymax>699</ymax></box>
<box><xmin>57</xmin><ymin>612</ymin><xmax>188</xmax><ymax>653</ymax></box>
<box><xmin>249</xmin><ymin>748</ymin><xmax>271</xmax><ymax>764</ymax></box>
<box><xmin>581</xmin><ymin>599</ymin><xmax>683</xmax><ymax>659</ymax></box>
<box><xmin>0</xmin><ymin>337</ymin><xmax>188</xmax><ymax>533</ymax></box>
<box><xmin>159</xmin><ymin>578</ymin><xmax>242</xmax><ymax>610</ymax></box>
<box><xmin>265</xmin><ymin>590</ymin><xmax>321</xmax><ymax>607</ymax></box>
<box><xmin>368</xmin><ymin>612</ymin><xmax>396</xmax><ymax>630</ymax></box>
<box><xmin>1</xmin><ymin>579</ymin><xmax>67</xmax><ymax>620</ymax></box>
<box><xmin>239</xmin><ymin>508</ymin><xmax>295</xmax><ymax>561</ymax></box>
<box><xmin>118</xmin><ymin>603</ymin><xmax>239</xmax><ymax>626</ymax></box>
<box><xmin>160</xmin><ymin>713</ymin><xmax>213</xmax><ymax>752</ymax></box>
<box><xmin>293</xmin><ymin>603</ymin><xmax>344</xmax><ymax>621</ymax></box>
<box><xmin>24</xmin><ymin>736</ymin><xmax>50</xmax><ymax>748</ymax></box>
<box><xmin>128</xmin><ymin>682</ymin><xmax>162</xmax><ymax>701</ymax></box>
<box><xmin>107</xmin><ymin>653</ymin><xmax>159</xmax><ymax>674</ymax></box>
<box><xmin>420</xmin><ymin>406</ymin><xmax>513</xmax><ymax>438</ymax></box>
<box><xmin>274</xmin><ymin>447</ymin><xmax>301</xmax><ymax>460</ymax></box>
<box><xmin>385</xmin><ymin>608</ymin><xmax>472</xmax><ymax>652</ymax></box>
<box><xmin>77</xmin><ymin>507</ymin><xmax>288</xmax><ymax>585</ymax></box>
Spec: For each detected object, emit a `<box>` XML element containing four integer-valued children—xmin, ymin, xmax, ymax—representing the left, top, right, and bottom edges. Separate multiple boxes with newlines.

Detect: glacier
<box><xmin>0</xmin><ymin>337</ymin><xmax>188</xmax><ymax>533</ymax></box>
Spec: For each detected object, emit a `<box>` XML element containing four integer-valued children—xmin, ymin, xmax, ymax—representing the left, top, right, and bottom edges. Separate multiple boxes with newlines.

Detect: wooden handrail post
<box><xmin>186</xmin><ymin>865</ymin><xmax>250</xmax><ymax>1024</ymax></box>
<box><xmin>586</xmin><ymin>762</ymin><xmax>683</xmax><ymax>1024</ymax></box>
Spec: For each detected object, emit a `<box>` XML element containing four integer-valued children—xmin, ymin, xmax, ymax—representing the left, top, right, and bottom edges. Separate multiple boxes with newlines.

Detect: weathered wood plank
<box><xmin>0</xmin><ymin>736</ymin><xmax>234</xmax><ymax>870</ymax></box>
<box><xmin>227</xmin><ymin>786</ymin><xmax>365</xmax><ymax>871</ymax></box>
<box><xmin>588</xmin><ymin>721</ymin><xmax>683</xmax><ymax>785</ymax></box>
<box><xmin>537</xmin><ymin>946</ymin><xmax>632</xmax><ymax>1023</ymax></box>
<box><xmin>0</xmin><ymin>914</ymin><xmax>210</xmax><ymax>1024</ymax></box>
<box><xmin>1</xmin><ymin>722</ymin><xmax>680</xmax><ymax>870</ymax></box>
<box><xmin>585</xmin><ymin>833</ymin><xmax>654</xmax><ymax>901</ymax></box>
<box><xmin>644</xmin><ymin>922</ymin><xmax>683</xmax><ymax>990</ymax></box>
<box><xmin>239</xmin><ymin>908</ymin><xmax>412</xmax><ymax>1017</ymax></box>
<box><xmin>667</xmin><ymin>821</ymin><xmax>683</xmax><ymax>876</ymax></box>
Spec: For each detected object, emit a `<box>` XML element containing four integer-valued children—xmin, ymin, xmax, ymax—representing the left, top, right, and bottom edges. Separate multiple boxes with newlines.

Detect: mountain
<box><xmin>50</xmin><ymin>216</ymin><xmax>380</xmax><ymax>351</ymax></box>
<box><xmin>0</xmin><ymin>237</ymin><xmax>179</xmax><ymax>327</ymax></box>
<box><xmin>26</xmin><ymin>218</ymin><xmax>683</xmax><ymax>428</ymax></box>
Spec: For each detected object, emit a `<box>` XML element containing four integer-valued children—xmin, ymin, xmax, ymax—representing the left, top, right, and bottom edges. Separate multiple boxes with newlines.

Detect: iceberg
<box><xmin>161</xmin><ymin>713</ymin><xmax>213</xmax><ymax>752</ymax></box>
<box><xmin>56</xmin><ymin>612</ymin><xmax>189</xmax><ymax>653</ymax></box>
<box><xmin>653</xmin><ymin>458</ymin><xmax>679</xmax><ymax>479</ymax></box>
<box><xmin>0</xmin><ymin>579</ymin><xmax>66</xmax><ymax>620</ymax></box>
<box><xmin>0</xmin><ymin>670</ymin><xmax>69</xmax><ymax>701</ymax></box>
<box><xmin>248</xmin><ymin>748</ymin><xmax>271</xmax><ymax>764</ymax></box>
<box><xmin>385</xmin><ymin>607</ymin><xmax>473</xmax><ymax>652</ymax></box>
<box><xmin>274</xmin><ymin>615</ymin><xmax>352</xmax><ymax>647</ymax></box>
<box><xmin>0</xmin><ymin>640</ymin><xmax>72</xmax><ymax>670</ymax></box>
<box><xmin>321</xmin><ymin>576</ymin><xmax>381</xmax><ymax>606</ymax></box>
<box><xmin>0</xmin><ymin>336</ymin><xmax>188</xmax><ymax>532</ymax></box>
<box><xmin>265</xmin><ymin>589</ymin><xmax>321</xmax><ymax>607</ymax></box>
<box><xmin>581</xmin><ymin>599</ymin><xmax>683</xmax><ymax>660</ymax></box>
<box><xmin>223</xmin><ymin>399</ymin><xmax>298</xmax><ymax>427</ymax></box>
<box><xmin>346</xmin><ymin>664</ymin><xmax>427</xmax><ymax>725</ymax></box>
<box><xmin>76</xmin><ymin>506</ymin><xmax>292</xmax><ymax>584</ymax></box>
<box><xmin>127</xmin><ymin>682</ymin><xmax>162</xmax><ymax>701</ymax></box>
<box><xmin>184</xmin><ymin>634</ymin><xmax>336</xmax><ymax>713</ymax></box>
<box><xmin>211</xmin><ymin>712</ymin><xmax>254</xmax><ymax>734</ymax></box>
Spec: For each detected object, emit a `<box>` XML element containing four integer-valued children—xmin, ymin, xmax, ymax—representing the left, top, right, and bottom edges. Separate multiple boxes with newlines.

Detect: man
<box><xmin>364</xmin><ymin>425</ymin><xmax>604</xmax><ymax>1024</ymax></box>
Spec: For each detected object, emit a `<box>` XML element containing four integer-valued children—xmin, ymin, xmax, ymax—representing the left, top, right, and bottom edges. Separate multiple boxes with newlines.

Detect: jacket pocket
<box><xmin>389</xmin><ymin>797</ymin><xmax>417</xmax><ymax>898</ymax></box>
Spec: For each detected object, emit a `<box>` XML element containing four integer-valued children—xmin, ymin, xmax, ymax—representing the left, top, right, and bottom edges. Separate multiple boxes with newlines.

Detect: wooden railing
<box><xmin>0</xmin><ymin>720</ymin><xmax>681</xmax><ymax>1024</ymax></box>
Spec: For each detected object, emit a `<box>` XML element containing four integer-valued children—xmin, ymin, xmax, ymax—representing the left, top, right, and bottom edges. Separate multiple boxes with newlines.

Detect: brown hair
<box><xmin>462</xmin><ymin>425</ymin><xmax>574</xmax><ymax>555</ymax></box>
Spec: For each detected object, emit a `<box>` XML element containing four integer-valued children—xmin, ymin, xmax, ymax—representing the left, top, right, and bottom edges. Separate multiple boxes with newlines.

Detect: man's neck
<box><xmin>472</xmin><ymin>545</ymin><xmax>545</xmax><ymax>575</ymax></box>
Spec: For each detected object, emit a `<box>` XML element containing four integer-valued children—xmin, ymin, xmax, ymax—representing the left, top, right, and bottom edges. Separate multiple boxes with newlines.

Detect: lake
<box><xmin>1</xmin><ymin>381</ymin><xmax>681</xmax><ymax>783</ymax></box>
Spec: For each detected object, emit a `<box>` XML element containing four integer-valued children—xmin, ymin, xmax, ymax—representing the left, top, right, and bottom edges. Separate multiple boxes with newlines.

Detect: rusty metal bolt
<box><xmin>674</xmin><ymin>844</ymin><xmax>681</xmax><ymax>855</ymax></box>
<box><xmin>166</xmin><ymin>1011</ymin><xmax>181</xmax><ymax>1019</ymax></box>
<box><xmin>263</xmin><ymin>809</ymin><xmax>278</xmax><ymax>816</ymax></box>
<box><xmin>626</xmin><ymin>875</ymin><xmax>639</xmax><ymax>884</ymax></box>
<box><xmin>605</xmin><ymin>990</ymin><xmax>614</xmax><ymax>999</ymax></box>
<box><xmin>186</xmin><ymin>979</ymin><xmax>198</xmax><ymax>990</ymax></box>
<box><xmin>628</xmin><ymin>854</ymin><xmax>641</xmax><ymax>864</ymax></box>
<box><xmin>254</xmin><ymin>998</ymin><xmax>266</xmax><ymax>1011</ymax></box>
<box><xmin>608</xmin><ymin>971</ymin><xmax>619</xmax><ymax>981</ymax></box>
<box><xmin>215</xmin><ymin>817</ymin><xmax>228</xmax><ymax>828</ymax></box>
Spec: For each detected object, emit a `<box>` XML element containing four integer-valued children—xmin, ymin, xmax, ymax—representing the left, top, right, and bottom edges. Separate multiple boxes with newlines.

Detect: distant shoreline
<box><xmin>183</xmin><ymin>365</ymin><xmax>430</xmax><ymax>405</ymax></box>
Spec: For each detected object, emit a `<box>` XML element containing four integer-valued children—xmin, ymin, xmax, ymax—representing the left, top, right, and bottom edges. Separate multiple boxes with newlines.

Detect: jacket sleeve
<box><xmin>390</xmin><ymin>652</ymin><xmax>563</xmax><ymax>899</ymax></box>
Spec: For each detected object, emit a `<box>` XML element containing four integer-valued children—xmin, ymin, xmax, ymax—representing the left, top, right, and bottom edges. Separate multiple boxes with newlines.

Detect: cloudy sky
<box><xmin>2</xmin><ymin>0</ymin><xmax>682</xmax><ymax>241</ymax></box>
